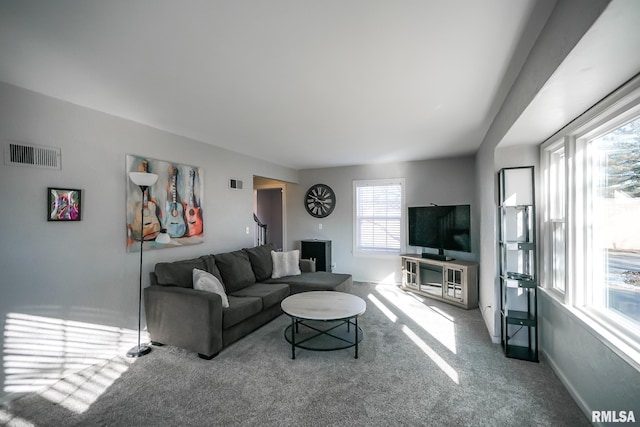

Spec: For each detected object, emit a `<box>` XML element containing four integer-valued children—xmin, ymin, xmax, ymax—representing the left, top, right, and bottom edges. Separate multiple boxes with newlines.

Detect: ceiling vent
<box><xmin>4</xmin><ymin>141</ymin><xmax>61</xmax><ymax>170</ymax></box>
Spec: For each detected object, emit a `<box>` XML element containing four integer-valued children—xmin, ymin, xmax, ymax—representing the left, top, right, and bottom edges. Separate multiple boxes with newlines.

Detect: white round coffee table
<box><xmin>281</xmin><ymin>291</ymin><xmax>366</xmax><ymax>359</ymax></box>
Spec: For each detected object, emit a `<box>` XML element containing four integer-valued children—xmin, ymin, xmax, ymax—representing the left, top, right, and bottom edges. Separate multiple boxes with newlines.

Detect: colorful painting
<box><xmin>48</xmin><ymin>188</ymin><xmax>82</xmax><ymax>221</ymax></box>
<box><xmin>126</xmin><ymin>155</ymin><xmax>204</xmax><ymax>252</ymax></box>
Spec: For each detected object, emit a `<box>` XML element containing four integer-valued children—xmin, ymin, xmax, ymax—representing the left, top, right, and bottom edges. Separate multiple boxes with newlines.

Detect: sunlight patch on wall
<box><xmin>378</xmin><ymin>273</ymin><xmax>397</xmax><ymax>285</ymax></box>
<box><xmin>375</xmin><ymin>283</ymin><xmax>457</xmax><ymax>353</ymax></box>
<box><xmin>3</xmin><ymin>313</ymin><xmax>140</xmax><ymax>398</ymax></box>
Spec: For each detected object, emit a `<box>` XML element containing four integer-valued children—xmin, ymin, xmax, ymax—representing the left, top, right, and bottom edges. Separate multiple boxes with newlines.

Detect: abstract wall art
<box><xmin>126</xmin><ymin>155</ymin><xmax>204</xmax><ymax>252</ymax></box>
<box><xmin>48</xmin><ymin>187</ymin><xmax>82</xmax><ymax>221</ymax></box>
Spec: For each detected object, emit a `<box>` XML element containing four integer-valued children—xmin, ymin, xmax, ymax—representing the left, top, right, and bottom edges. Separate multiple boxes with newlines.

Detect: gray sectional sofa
<box><xmin>144</xmin><ymin>243</ymin><xmax>352</xmax><ymax>359</ymax></box>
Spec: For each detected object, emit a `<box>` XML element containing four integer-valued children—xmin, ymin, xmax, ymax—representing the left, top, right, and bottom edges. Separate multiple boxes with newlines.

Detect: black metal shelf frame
<box><xmin>498</xmin><ymin>166</ymin><xmax>539</xmax><ymax>363</ymax></box>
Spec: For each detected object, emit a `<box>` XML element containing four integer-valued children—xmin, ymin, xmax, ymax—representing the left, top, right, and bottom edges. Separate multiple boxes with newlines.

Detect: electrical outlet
<box><xmin>245</xmin><ymin>226</ymin><xmax>250</xmax><ymax>235</ymax></box>
<box><xmin>319</xmin><ymin>223</ymin><xmax>323</xmax><ymax>230</ymax></box>
<box><xmin>331</xmin><ymin>263</ymin><xmax>336</xmax><ymax>269</ymax></box>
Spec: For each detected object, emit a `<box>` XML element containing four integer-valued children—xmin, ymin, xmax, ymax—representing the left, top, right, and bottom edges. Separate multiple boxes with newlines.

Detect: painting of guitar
<box><xmin>126</xmin><ymin>155</ymin><xmax>204</xmax><ymax>252</ymax></box>
<box><xmin>166</xmin><ymin>166</ymin><xmax>186</xmax><ymax>237</ymax></box>
<box><xmin>130</xmin><ymin>160</ymin><xmax>161</xmax><ymax>241</ymax></box>
<box><xmin>184</xmin><ymin>169</ymin><xmax>203</xmax><ymax>237</ymax></box>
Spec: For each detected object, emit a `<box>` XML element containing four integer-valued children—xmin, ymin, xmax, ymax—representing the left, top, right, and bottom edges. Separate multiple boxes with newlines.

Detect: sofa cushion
<box><xmin>265</xmin><ymin>271</ymin><xmax>352</xmax><ymax>294</ymax></box>
<box><xmin>154</xmin><ymin>256</ymin><xmax>207</xmax><ymax>288</ymax></box>
<box><xmin>223</xmin><ymin>295</ymin><xmax>262</xmax><ymax>329</ymax></box>
<box><xmin>201</xmin><ymin>255</ymin><xmax>224</xmax><ymax>284</ymax></box>
<box><xmin>229</xmin><ymin>283</ymin><xmax>290</xmax><ymax>309</ymax></box>
<box><xmin>215</xmin><ymin>250</ymin><xmax>256</xmax><ymax>292</ymax></box>
<box><xmin>243</xmin><ymin>243</ymin><xmax>275</xmax><ymax>282</ymax></box>
<box><xmin>271</xmin><ymin>250</ymin><xmax>301</xmax><ymax>279</ymax></box>
<box><xmin>193</xmin><ymin>268</ymin><xmax>229</xmax><ymax>308</ymax></box>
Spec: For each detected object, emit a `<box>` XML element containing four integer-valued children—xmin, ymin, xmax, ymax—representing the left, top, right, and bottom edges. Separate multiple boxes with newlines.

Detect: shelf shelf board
<box><xmin>505</xmin><ymin>310</ymin><xmax>536</xmax><ymax>326</ymax></box>
<box><xmin>502</xmin><ymin>274</ymin><xmax>536</xmax><ymax>288</ymax></box>
<box><xmin>504</xmin><ymin>344</ymin><xmax>538</xmax><ymax>362</ymax></box>
<box><xmin>499</xmin><ymin>204</ymin><xmax>533</xmax><ymax>209</ymax></box>
<box><xmin>500</xmin><ymin>241</ymin><xmax>535</xmax><ymax>250</ymax></box>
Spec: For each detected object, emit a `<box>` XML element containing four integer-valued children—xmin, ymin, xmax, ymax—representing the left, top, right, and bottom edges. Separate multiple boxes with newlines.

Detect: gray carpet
<box><xmin>1</xmin><ymin>282</ymin><xmax>589</xmax><ymax>426</ymax></box>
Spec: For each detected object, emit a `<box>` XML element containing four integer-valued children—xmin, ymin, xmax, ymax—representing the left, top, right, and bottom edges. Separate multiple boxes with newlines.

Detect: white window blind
<box><xmin>354</xmin><ymin>180</ymin><xmax>403</xmax><ymax>254</ymax></box>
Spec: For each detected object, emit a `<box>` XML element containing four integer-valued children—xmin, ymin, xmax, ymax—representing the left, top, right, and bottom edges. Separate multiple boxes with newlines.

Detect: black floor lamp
<box><xmin>127</xmin><ymin>171</ymin><xmax>170</xmax><ymax>358</ymax></box>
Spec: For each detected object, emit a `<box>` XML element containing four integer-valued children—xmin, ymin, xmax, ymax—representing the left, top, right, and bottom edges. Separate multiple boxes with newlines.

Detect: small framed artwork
<box><xmin>48</xmin><ymin>187</ymin><xmax>82</xmax><ymax>221</ymax></box>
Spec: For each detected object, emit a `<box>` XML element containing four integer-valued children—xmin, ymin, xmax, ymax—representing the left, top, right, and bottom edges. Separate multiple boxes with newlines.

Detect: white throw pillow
<box><xmin>271</xmin><ymin>250</ymin><xmax>302</xmax><ymax>279</ymax></box>
<box><xmin>193</xmin><ymin>268</ymin><xmax>229</xmax><ymax>308</ymax></box>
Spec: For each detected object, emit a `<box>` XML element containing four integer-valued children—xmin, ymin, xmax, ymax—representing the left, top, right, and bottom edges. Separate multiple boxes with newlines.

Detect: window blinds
<box><xmin>355</xmin><ymin>181</ymin><xmax>402</xmax><ymax>253</ymax></box>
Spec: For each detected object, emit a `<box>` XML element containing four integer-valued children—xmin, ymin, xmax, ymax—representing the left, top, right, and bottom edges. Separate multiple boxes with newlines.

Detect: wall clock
<box><xmin>305</xmin><ymin>184</ymin><xmax>336</xmax><ymax>218</ymax></box>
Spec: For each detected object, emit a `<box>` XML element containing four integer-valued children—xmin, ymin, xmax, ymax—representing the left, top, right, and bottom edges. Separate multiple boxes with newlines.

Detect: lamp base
<box><xmin>126</xmin><ymin>344</ymin><xmax>152</xmax><ymax>358</ymax></box>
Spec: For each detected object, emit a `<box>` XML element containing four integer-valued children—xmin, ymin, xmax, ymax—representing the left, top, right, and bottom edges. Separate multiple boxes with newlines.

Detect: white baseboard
<box><xmin>479</xmin><ymin>302</ymin><xmax>500</xmax><ymax>344</ymax></box>
<box><xmin>0</xmin><ymin>391</ymin><xmax>28</xmax><ymax>405</ymax></box>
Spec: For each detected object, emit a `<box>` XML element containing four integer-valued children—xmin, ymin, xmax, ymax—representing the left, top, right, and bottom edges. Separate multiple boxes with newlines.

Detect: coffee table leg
<box><xmin>291</xmin><ymin>317</ymin><xmax>296</xmax><ymax>360</ymax></box>
<box><xmin>354</xmin><ymin>316</ymin><xmax>359</xmax><ymax>359</ymax></box>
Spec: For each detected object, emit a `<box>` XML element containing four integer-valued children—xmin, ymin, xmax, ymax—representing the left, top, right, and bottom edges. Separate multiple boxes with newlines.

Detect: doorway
<box><xmin>253</xmin><ymin>176</ymin><xmax>287</xmax><ymax>251</ymax></box>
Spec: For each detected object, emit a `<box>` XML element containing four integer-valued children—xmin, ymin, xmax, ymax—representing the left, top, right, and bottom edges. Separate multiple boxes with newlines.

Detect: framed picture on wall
<box><xmin>48</xmin><ymin>187</ymin><xmax>82</xmax><ymax>221</ymax></box>
<box><xmin>125</xmin><ymin>155</ymin><xmax>204</xmax><ymax>252</ymax></box>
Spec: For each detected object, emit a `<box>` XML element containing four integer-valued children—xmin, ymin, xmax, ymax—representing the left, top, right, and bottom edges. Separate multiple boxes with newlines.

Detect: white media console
<box><xmin>400</xmin><ymin>254</ymin><xmax>478</xmax><ymax>309</ymax></box>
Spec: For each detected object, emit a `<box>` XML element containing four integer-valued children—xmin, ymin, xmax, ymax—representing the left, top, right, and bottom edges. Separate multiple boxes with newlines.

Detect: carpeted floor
<box><xmin>0</xmin><ymin>282</ymin><xmax>589</xmax><ymax>426</ymax></box>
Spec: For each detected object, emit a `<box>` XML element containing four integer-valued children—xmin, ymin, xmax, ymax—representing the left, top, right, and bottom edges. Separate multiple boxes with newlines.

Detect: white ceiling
<box><xmin>1</xmin><ymin>0</ymin><xmax>627</xmax><ymax>170</ymax></box>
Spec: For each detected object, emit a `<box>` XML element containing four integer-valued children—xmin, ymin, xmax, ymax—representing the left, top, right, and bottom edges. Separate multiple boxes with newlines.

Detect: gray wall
<box><xmin>0</xmin><ymin>82</ymin><xmax>297</xmax><ymax>401</ymax></box>
<box><xmin>476</xmin><ymin>0</ymin><xmax>640</xmax><ymax>420</ymax></box>
<box><xmin>475</xmin><ymin>0</ymin><xmax>610</xmax><ymax>340</ymax></box>
<box><xmin>286</xmin><ymin>157</ymin><xmax>477</xmax><ymax>283</ymax></box>
<box><xmin>539</xmin><ymin>292</ymin><xmax>640</xmax><ymax>417</ymax></box>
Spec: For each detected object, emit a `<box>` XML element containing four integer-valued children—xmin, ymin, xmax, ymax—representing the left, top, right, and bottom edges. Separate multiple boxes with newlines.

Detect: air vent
<box><xmin>229</xmin><ymin>178</ymin><xmax>243</xmax><ymax>190</ymax></box>
<box><xmin>4</xmin><ymin>141</ymin><xmax>61</xmax><ymax>169</ymax></box>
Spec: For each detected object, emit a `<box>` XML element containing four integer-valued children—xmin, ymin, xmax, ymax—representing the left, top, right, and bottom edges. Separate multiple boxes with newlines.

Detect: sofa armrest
<box><xmin>144</xmin><ymin>285</ymin><xmax>223</xmax><ymax>357</ymax></box>
<box><xmin>299</xmin><ymin>258</ymin><xmax>316</xmax><ymax>273</ymax></box>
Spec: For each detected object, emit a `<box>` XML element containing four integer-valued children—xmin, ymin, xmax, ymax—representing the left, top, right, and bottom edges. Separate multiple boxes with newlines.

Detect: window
<box><xmin>541</xmin><ymin>77</ymin><xmax>640</xmax><ymax>362</ymax></box>
<box><xmin>354</xmin><ymin>179</ymin><xmax>404</xmax><ymax>254</ymax></box>
<box><xmin>586</xmin><ymin>116</ymin><xmax>640</xmax><ymax>329</ymax></box>
<box><xmin>549</xmin><ymin>144</ymin><xmax>566</xmax><ymax>294</ymax></box>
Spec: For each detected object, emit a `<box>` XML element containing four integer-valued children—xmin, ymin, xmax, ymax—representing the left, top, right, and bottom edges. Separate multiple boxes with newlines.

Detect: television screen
<box><xmin>408</xmin><ymin>205</ymin><xmax>471</xmax><ymax>253</ymax></box>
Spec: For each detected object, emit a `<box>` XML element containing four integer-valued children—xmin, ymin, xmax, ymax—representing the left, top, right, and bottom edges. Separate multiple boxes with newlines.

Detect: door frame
<box><xmin>253</xmin><ymin>180</ymin><xmax>287</xmax><ymax>251</ymax></box>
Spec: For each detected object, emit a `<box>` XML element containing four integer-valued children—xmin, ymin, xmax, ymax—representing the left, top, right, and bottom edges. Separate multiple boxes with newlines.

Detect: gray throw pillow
<box><xmin>243</xmin><ymin>243</ymin><xmax>275</xmax><ymax>282</ymax></box>
<box><xmin>214</xmin><ymin>250</ymin><xmax>256</xmax><ymax>292</ymax></box>
<box><xmin>201</xmin><ymin>254</ymin><xmax>225</xmax><ymax>285</ymax></box>
<box><xmin>155</xmin><ymin>257</ymin><xmax>206</xmax><ymax>288</ymax></box>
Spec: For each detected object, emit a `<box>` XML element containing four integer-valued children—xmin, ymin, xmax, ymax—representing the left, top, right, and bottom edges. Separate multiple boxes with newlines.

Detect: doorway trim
<box><xmin>253</xmin><ymin>177</ymin><xmax>288</xmax><ymax>251</ymax></box>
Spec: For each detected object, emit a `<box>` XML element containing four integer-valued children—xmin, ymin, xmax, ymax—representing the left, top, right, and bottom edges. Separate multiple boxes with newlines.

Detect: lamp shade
<box><xmin>129</xmin><ymin>172</ymin><xmax>159</xmax><ymax>187</ymax></box>
<box><xmin>155</xmin><ymin>230</ymin><xmax>171</xmax><ymax>244</ymax></box>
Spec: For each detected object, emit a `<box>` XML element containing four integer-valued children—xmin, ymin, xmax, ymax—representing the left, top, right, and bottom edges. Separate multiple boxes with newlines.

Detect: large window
<box><xmin>548</xmin><ymin>144</ymin><xmax>566</xmax><ymax>294</ymax></box>
<box><xmin>353</xmin><ymin>179</ymin><xmax>404</xmax><ymax>254</ymax></box>
<box><xmin>586</xmin><ymin>116</ymin><xmax>640</xmax><ymax>328</ymax></box>
<box><xmin>542</xmin><ymin>78</ymin><xmax>640</xmax><ymax>360</ymax></box>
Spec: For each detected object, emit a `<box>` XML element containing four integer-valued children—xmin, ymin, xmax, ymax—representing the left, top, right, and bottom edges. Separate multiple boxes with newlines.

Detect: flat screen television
<box><xmin>408</xmin><ymin>205</ymin><xmax>471</xmax><ymax>259</ymax></box>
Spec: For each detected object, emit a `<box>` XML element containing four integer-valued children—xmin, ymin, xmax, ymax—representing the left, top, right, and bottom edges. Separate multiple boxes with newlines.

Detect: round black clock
<box><xmin>304</xmin><ymin>184</ymin><xmax>336</xmax><ymax>218</ymax></box>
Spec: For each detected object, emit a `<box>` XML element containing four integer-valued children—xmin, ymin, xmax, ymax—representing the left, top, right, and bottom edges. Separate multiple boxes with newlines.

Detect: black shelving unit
<box><xmin>498</xmin><ymin>166</ymin><xmax>538</xmax><ymax>362</ymax></box>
